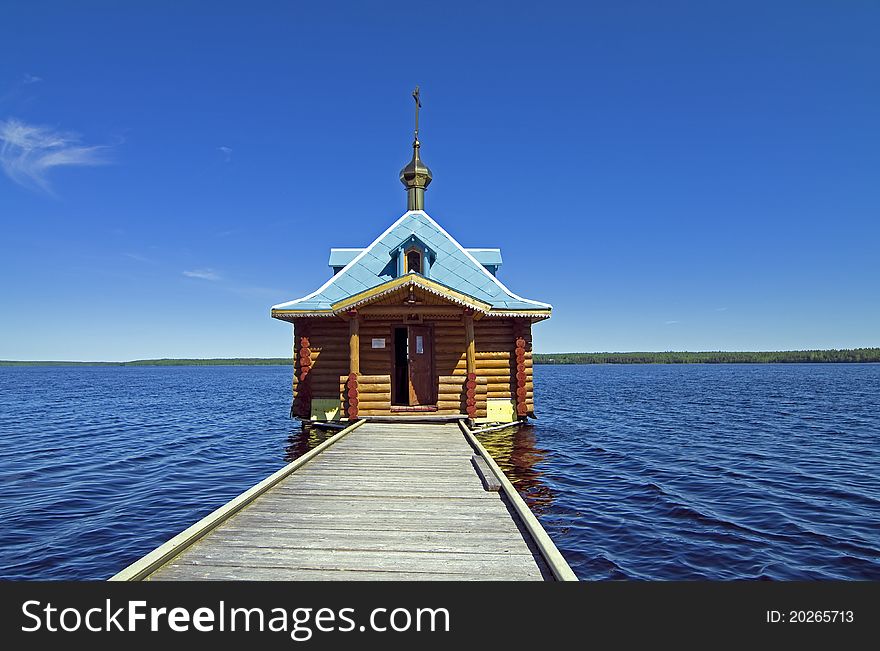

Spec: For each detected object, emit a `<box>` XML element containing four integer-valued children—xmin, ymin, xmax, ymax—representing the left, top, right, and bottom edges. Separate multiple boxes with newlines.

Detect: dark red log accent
<box><xmin>512</xmin><ymin>323</ymin><xmax>529</xmax><ymax>420</ymax></box>
<box><xmin>344</xmin><ymin>373</ymin><xmax>359</xmax><ymax>420</ymax></box>
<box><xmin>465</xmin><ymin>369</ymin><xmax>477</xmax><ymax>417</ymax></box>
<box><xmin>296</xmin><ymin>333</ymin><xmax>313</xmax><ymax>417</ymax></box>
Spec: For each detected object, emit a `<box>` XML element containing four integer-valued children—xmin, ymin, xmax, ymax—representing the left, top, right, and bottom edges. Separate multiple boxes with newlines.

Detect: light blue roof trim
<box><xmin>467</xmin><ymin>248</ymin><xmax>503</xmax><ymax>267</ymax></box>
<box><xmin>328</xmin><ymin>248</ymin><xmax>363</xmax><ymax>269</ymax></box>
<box><xmin>274</xmin><ymin>211</ymin><xmax>550</xmax><ymax>313</ymax></box>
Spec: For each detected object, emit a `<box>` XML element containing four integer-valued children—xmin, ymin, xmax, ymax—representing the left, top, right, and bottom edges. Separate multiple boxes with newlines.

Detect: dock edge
<box><xmin>459</xmin><ymin>420</ymin><xmax>578</xmax><ymax>581</ymax></box>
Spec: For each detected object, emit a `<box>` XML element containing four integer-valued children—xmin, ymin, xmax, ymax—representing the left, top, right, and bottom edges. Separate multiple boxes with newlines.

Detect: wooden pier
<box><xmin>111</xmin><ymin>420</ymin><xmax>576</xmax><ymax>581</ymax></box>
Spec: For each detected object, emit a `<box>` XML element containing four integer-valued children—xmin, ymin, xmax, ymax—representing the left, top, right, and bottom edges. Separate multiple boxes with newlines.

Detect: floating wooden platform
<box><xmin>111</xmin><ymin>420</ymin><xmax>576</xmax><ymax>581</ymax></box>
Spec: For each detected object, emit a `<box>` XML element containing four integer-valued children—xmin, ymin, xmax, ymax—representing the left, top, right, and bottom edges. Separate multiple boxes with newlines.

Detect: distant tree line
<box><xmin>533</xmin><ymin>348</ymin><xmax>880</xmax><ymax>364</ymax></box>
<box><xmin>2</xmin><ymin>349</ymin><xmax>879</xmax><ymax>366</ymax></box>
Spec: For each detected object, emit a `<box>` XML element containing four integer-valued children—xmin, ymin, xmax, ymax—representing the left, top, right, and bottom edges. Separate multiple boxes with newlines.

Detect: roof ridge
<box><xmin>419</xmin><ymin>213</ymin><xmax>551</xmax><ymax>309</ymax></box>
<box><xmin>272</xmin><ymin>211</ymin><xmax>413</xmax><ymax>310</ymax></box>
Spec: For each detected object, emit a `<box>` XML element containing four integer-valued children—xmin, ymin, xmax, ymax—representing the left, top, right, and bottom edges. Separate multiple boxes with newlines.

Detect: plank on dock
<box><xmin>142</xmin><ymin>421</ymin><xmax>557</xmax><ymax>581</ymax></box>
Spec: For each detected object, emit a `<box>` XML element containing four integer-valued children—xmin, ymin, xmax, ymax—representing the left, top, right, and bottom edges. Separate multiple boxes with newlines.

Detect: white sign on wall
<box><xmin>371</xmin><ymin>338</ymin><xmax>386</xmax><ymax>349</ymax></box>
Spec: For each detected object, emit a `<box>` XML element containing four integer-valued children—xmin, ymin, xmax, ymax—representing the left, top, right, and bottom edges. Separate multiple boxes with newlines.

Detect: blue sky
<box><xmin>1</xmin><ymin>1</ymin><xmax>878</xmax><ymax>360</ymax></box>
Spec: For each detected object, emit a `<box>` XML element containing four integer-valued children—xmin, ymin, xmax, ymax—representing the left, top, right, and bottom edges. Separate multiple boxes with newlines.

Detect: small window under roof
<box><xmin>405</xmin><ymin>248</ymin><xmax>422</xmax><ymax>274</ymax></box>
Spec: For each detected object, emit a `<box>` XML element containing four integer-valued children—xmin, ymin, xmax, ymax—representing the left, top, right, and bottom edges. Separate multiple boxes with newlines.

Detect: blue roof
<box><xmin>274</xmin><ymin>211</ymin><xmax>550</xmax><ymax>313</ymax></box>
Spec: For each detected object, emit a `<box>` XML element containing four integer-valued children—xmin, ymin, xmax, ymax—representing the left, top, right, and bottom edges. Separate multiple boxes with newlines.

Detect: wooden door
<box><xmin>408</xmin><ymin>325</ymin><xmax>435</xmax><ymax>405</ymax></box>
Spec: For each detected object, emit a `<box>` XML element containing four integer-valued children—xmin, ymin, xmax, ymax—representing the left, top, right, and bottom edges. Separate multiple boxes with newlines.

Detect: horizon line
<box><xmin>1</xmin><ymin>347</ymin><xmax>878</xmax><ymax>365</ymax></box>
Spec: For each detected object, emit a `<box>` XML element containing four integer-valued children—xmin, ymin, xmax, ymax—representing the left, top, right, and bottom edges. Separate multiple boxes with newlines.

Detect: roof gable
<box><xmin>273</xmin><ymin>211</ymin><xmax>550</xmax><ymax>315</ymax></box>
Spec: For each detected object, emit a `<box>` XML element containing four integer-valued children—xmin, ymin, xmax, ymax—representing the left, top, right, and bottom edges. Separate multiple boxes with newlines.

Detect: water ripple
<box><xmin>479</xmin><ymin>364</ymin><xmax>880</xmax><ymax>580</ymax></box>
<box><xmin>1</xmin><ymin>364</ymin><xmax>878</xmax><ymax>580</ymax></box>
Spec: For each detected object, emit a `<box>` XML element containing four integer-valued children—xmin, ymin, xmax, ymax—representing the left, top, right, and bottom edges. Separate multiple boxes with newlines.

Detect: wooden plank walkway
<box><xmin>140</xmin><ymin>422</ymin><xmax>556</xmax><ymax>581</ymax></box>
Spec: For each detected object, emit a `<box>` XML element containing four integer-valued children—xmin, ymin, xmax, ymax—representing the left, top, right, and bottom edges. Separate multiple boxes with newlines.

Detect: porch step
<box><xmin>391</xmin><ymin>405</ymin><xmax>439</xmax><ymax>413</ymax></box>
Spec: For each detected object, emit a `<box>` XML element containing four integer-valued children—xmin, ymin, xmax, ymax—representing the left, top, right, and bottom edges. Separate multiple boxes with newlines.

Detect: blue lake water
<box><xmin>0</xmin><ymin>364</ymin><xmax>877</xmax><ymax>580</ymax></box>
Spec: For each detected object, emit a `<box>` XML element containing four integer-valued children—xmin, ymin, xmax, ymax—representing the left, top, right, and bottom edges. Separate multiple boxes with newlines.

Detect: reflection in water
<box><xmin>283</xmin><ymin>424</ymin><xmax>336</xmax><ymax>462</ymax></box>
<box><xmin>476</xmin><ymin>425</ymin><xmax>555</xmax><ymax>514</ymax></box>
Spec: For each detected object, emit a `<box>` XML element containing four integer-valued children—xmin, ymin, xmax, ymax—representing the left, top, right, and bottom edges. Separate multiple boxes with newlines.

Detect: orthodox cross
<box><xmin>412</xmin><ymin>86</ymin><xmax>421</xmax><ymax>139</ymax></box>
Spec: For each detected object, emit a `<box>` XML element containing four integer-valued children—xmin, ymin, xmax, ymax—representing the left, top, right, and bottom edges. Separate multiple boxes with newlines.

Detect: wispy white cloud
<box><xmin>183</xmin><ymin>269</ymin><xmax>222</xmax><ymax>281</ymax></box>
<box><xmin>0</xmin><ymin>118</ymin><xmax>110</xmax><ymax>193</ymax></box>
<box><xmin>715</xmin><ymin>307</ymin><xmax>728</xmax><ymax>312</ymax></box>
<box><xmin>123</xmin><ymin>252</ymin><xmax>156</xmax><ymax>264</ymax></box>
<box><xmin>217</xmin><ymin>145</ymin><xmax>232</xmax><ymax>162</ymax></box>
<box><xmin>180</xmin><ymin>269</ymin><xmax>279</xmax><ymax>296</ymax></box>
<box><xmin>23</xmin><ymin>73</ymin><xmax>42</xmax><ymax>85</ymax></box>
<box><xmin>665</xmin><ymin>320</ymin><xmax>680</xmax><ymax>325</ymax></box>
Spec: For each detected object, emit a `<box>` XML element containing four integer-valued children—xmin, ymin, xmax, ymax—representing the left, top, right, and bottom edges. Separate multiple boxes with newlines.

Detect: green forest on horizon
<box><xmin>1</xmin><ymin>348</ymin><xmax>878</xmax><ymax>366</ymax></box>
<box><xmin>535</xmin><ymin>348</ymin><xmax>880</xmax><ymax>364</ymax></box>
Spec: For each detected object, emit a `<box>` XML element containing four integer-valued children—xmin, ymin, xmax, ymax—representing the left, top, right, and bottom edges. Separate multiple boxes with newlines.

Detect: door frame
<box><xmin>391</xmin><ymin>323</ymin><xmax>436</xmax><ymax>406</ymax></box>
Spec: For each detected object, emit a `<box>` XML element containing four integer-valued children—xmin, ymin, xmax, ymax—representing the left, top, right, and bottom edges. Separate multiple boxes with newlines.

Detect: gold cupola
<box><xmin>399</xmin><ymin>86</ymin><xmax>432</xmax><ymax>211</ymax></box>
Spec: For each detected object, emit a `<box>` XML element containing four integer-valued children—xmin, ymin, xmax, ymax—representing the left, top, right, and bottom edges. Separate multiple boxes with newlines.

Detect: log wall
<box><xmin>294</xmin><ymin>320</ymin><xmax>349</xmax><ymax>415</ymax></box>
<box><xmin>358</xmin><ymin>322</ymin><xmax>393</xmax><ymax>377</ymax></box>
<box><xmin>340</xmin><ymin>374</ymin><xmax>391</xmax><ymax>418</ymax></box>
<box><xmin>437</xmin><ymin>375</ymin><xmax>487</xmax><ymax>417</ymax></box>
<box><xmin>293</xmin><ymin>317</ymin><xmax>532</xmax><ymax>419</ymax></box>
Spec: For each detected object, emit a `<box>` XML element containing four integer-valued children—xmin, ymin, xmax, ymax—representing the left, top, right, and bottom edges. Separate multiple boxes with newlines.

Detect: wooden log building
<box><xmin>271</xmin><ymin>91</ymin><xmax>551</xmax><ymax>423</ymax></box>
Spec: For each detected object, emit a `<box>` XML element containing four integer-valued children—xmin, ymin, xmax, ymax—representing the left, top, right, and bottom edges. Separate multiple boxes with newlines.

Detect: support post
<box><xmin>464</xmin><ymin>309</ymin><xmax>476</xmax><ymax>418</ymax></box>
<box><xmin>464</xmin><ymin>310</ymin><xmax>476</xmax><ymax>377</ymax></box>
<box><xmin>349</xmin><ymin>311</ymin><xmax>360</xmax><ymax>375</ymax></box>
<box><xmin>347</xmin><ymin>312</ymin><xmax>360</xmax><ymax>420</ymax></box>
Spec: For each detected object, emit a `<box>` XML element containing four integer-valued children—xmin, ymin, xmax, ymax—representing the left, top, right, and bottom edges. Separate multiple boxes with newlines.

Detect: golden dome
<box><xmin>399</xmin><ymin>139</ymin><xmax>433</xmax><ymax>191</ymax></box>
